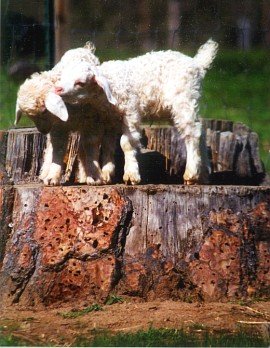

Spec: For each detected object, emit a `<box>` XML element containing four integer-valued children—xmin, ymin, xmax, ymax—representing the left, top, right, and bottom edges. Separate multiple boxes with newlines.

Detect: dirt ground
<box><xmin>0</xmin><ymin>300</ymin><xmax>270</xmax><ymax>346</ymax></box>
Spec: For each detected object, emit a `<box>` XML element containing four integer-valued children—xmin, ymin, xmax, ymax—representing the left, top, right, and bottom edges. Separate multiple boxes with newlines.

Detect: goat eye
<box><xmin>75</xmin><ymin>81</ymin><xmax>85</xmax><ymax>88</ymax></box>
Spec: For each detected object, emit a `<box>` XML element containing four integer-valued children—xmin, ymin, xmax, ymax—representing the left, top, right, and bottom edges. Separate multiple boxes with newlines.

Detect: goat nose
<box><xmin>55</xmin><ymin>86</ymin><xmax>63</xmax><ymax>94</ymax></box>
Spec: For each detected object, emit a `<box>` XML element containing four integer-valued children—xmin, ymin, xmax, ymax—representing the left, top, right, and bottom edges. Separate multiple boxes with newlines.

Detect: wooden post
<box><xmin>44</xmin><ymin>0</ymin><xmax>55</xmax><ymax>69</ymax></box>
<box><xmin>54</xmin><ymin>0</ymin><xmax>72</xmax><ymax>63</ymax></box>
<box><xmin>138</xmin><ymin>0</ymin><xmax>152</xmax><ymax>51</ymax></box>
<box><xmin>261</xmin><ymin>0</ymin><xmax>270</xmax><ymax>47</ymax></box>
<box><xmin>167</xmin><ymin>0</ymin><xmax>181</xmax><ymax>48</ymax></box>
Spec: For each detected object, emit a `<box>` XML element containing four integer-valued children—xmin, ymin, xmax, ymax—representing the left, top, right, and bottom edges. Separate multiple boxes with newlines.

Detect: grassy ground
<box><xmin>78</xmin><ymin>328</ymin><xmax>269</xmax><ymax>347</ymax></box>
<box><xmin>1</xmin><ymin>300</ymin><xmax>270</xmax><ymax>347</ymax></box>
<box><xmin>0</xmin><ymin>327</ymin><xmax>268</xmax><ymax>347</ymax></box>
<box><xmin>1</xmin><ymin>49</ymin><xmax>269</xmax><ymax>171</ymax></box>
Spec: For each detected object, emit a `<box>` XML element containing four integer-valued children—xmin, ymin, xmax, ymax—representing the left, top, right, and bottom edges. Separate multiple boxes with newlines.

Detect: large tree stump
<box><xmin>0</xmin><ymin>121</ymin><xmax>269</xmax><ymax>308</ymax></box>
<box><xmin>0</xmin><ymin>185</ymin><xmax>269</xmax><ymax>307</ymax></box>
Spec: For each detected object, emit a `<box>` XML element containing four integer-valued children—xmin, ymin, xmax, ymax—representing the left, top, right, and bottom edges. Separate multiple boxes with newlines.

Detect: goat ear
<box><xmin>15</xmin><ymin>100</ymin><xmax>23</xmax><ymax>125</ymax></box>
<box><xmin>94</xmin><ymin>75</ymin><xmax>117</xmax><ymax>105</ymax></box>
<box><xmin>44</xmin><ymin>92</ymin><xmax>69</xmax><ymax>121</ymax></box>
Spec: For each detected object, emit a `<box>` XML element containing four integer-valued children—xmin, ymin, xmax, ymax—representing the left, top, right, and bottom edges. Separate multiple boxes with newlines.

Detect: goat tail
<box><xmin>194</xmin><ymin>39</ymin><xmax>218</xmax><ymax>73</ymax></box>
<box><xmin>84</xmin><ymin>41</ymin><xmax>96</xmax><ymax>53</ymax></box>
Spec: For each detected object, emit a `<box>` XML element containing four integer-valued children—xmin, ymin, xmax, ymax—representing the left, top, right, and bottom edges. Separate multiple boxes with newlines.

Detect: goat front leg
<box><xmin>40</xmin><ymin>128</ymin><xmax>69</xmax><ymax>185</ymax></box>
<box><xmin>120</xmin><ymin>126</ymin><xmax>141</xmax><ymax>185</ymax></box>
<box><xmin>78</xmin><ymin>133</ymin><xmax>103</xmax><ymax>185</ymax></box>
<box><xmin>39</xmin><ymin>134</ymin><xmax>53</xmax><ymax>181</ymax></box>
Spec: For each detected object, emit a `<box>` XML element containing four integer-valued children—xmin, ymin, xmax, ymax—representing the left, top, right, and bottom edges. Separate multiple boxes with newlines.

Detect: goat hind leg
<box><xmin>40</xmin><ymin>129</ymin><xmax>69</xmax><ymax>185</ymax></box>
<box><xmin>78</xmin><ymin>133</ymin><xmax>103</xmax><ymax>185</ymax></box>
<box><xmin>100</xmin><ymin>133</ymin><xmax>117</xmax><ymax>184</ymax></box>
<box><xmin>183</xmin><ymin>121</ymin><xmax>209</xmax><ymax>185</ymax></box>
<box><xmin>172</xmin><ymin>103</ymin><xmax>208</xmax><ymax>184</ymax></box>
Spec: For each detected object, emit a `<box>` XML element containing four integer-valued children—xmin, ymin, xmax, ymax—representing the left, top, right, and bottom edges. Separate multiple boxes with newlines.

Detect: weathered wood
<box><xmin>0</xmin><ymin>186</ymin><xmax>14</xmax><ymax>265</ymax></box>
<box><xmin>63</xmin><ymin>131</ymin><xmax>81</xmax><ymax>183</ymax></box>
<box><xmin>0</xmin><ymin>184</ymin><xmax>269</xmax><ymax>307</ymax></box>
<box><xmin>4</xmin><ymin>128</ymin><xmax>79</xmax><ymax>185</ymax></box>
<box><xmin>143</xmin><ymin>120</ymin><xmax>265</xmax><ymax>184</ymax></box>
<box><xmin>122</xmin><ymin>185</ymin><xmax>270</xmax><ymax>300</ymax></box>
<box><xmin>0</xmin><ymin>131</ymin><xmax>9</xmax><ymax>185</ymax></box>
<box><xmin>1</xmin><ymin>120</ymin><xmax>266</xmax><ymax>186</ymax></box>
<box><xmin>0</xmin><ymin>131</ymin><xmax>14</xmax><ymax>266</ymax></box>
<box><xmin>5</xmin><ymin>128</ymin><xmax>46</xmax><ymax>184</ymax></box>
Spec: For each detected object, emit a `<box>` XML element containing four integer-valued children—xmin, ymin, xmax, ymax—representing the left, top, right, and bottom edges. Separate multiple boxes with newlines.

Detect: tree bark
<box><xmin>0</xmin><ymin>184</ymin><xmax>269</xmax><ymax>307</ymax></box>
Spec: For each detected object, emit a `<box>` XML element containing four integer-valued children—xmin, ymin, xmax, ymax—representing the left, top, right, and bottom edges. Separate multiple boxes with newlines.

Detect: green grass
<box><xmin>0</xmin><ymin>70</ymin><xmax>34</xmax><ymax>129</ymax></box>
<box><xmin>58</xmin><ymin>295</ymin><xmax>124</xmax><ymax>319</ymax></box>
<box><xmin>1</xmin><ymin>49</ymin><xmax>269</xmax><ymax>171</ymax></box>
<box><xmin>104</xmin><ymin>294</ymin><xmax>124</xmax><ymax>305</ymax></box>
<box><xmin>76</xmin><ymin>327</ymin><xmax>269</xmax><ymax>347</ymax></box>
<box><xmin>0</xmin><ymin>334</ymin><xmax>29</xmax><ymax>346</ymax></box>
<box><xmin>0</xmin><ymin>327</ymin><xmax>268</xmax><ymax>347</ymax></box>
<box><xmin>58</xmin><ymin>303</ymin><xmax>103</xmax><ymax>319</ymax></box>
<box><xmin>0</xmin><ymin>70</ymin><xmax>19</xmax><ymax>129</ymax></box>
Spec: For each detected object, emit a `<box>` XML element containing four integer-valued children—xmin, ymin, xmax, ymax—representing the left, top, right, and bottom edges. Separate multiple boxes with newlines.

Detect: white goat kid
<box><xmin>15</xmin><ymin>43</ymin><xmax>117</xmax><ymax>185</ymax></box>
<box><xmin>56</xmin><ymin>39</ymin><xmax>218</xmax><ymax>185</ymax></box>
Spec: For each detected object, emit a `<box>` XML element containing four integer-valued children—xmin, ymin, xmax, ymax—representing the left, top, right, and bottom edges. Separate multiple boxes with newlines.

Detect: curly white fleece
<box><xmin>15</xmin><ymin>43</ymin><xmax>117</xmax><ymax>186</ymax></box>
<box><xmin>16</xmin><ymin>42</ymin><xmax>100</xmax><ymax>117</ymax></box>
<box><xmin>58</xmin><ymin>39</ymin><xmax>218</xmax><ymax>185</ymax></box>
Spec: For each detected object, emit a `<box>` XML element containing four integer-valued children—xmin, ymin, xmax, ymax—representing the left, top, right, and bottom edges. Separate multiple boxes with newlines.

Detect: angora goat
<box><xmin>55</xmin><ymin>39</ymin><xmax>218</xmax><ymax>185</ymax></box>
<box><xmin>15</xmin><ymin>43</ymin><xmax>118</xmax><ymax>185</ymax></box>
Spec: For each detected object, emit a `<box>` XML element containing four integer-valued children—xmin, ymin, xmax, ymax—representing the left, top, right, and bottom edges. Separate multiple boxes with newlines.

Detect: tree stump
<box><xmin>0</xmin><ymin>184</ymin><xmax>269</xmax><ymax>307</ymax></box>
<box><xmin>2</xmin><ymin>119</ymin><xmax>266</xmax><ymax>186</ymax></box>
<box><xmin>0</xmin><ymin>121</ymin><xmax>269</xmax><ymax>308</ymax></box>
